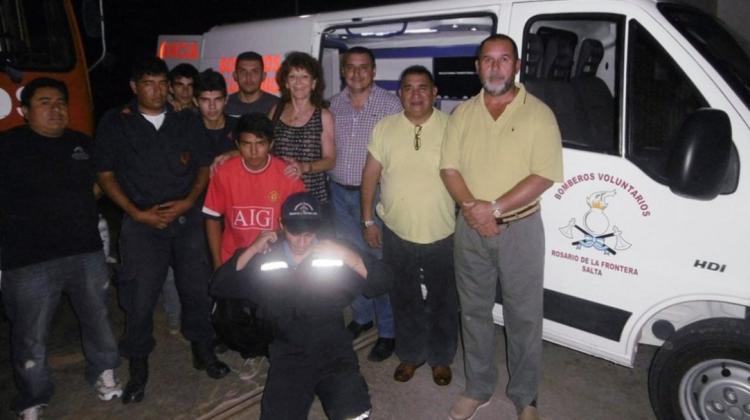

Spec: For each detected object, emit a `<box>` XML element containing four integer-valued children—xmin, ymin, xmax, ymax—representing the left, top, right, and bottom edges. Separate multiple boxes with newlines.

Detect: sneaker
<box><xmin>238</xmin><ymin>356</ymin><xmax>267</xmax><ymax>381</ymax></box>
<box><xmin>18</xmin><ymin>405</ymin><xmax>42</xmax><ymax>420</ymax></box>
<box><xmin>518</xmin><ymin>405</ymin><xmax>540</xmax><ymax>420</ymax></box>
<box><xmin>95</xmin><ymin>369</ymin><xmax>123</xmax><ymax>401</ymax></box>
<box><xmin>448</xmin><ymin>396</ymin><xmax>490</xmax><ymax>420</ymax></box>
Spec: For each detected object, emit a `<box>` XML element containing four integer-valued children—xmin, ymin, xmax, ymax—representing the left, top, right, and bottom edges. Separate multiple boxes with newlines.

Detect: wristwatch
<box><xmin>362</xmin><ymin>219</ymin><xmax>375</xmax><ymax>228</ymax></box>
<box><xmin>491</xmin><ymin>200</ymin><xmax>502</xmax><ymax>218</ymax></box>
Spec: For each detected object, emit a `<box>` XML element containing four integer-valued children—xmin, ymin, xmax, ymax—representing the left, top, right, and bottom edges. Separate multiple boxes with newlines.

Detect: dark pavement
<box><xmin>0</xmin><ymin>272</ymin><xmax>656</xmax><ymax>420</ymax></box>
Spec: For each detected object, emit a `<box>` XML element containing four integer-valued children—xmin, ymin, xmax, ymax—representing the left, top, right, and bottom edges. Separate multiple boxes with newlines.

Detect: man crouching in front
<box><xmin>211</xmin><ymin>192</ymin><xmax>391</xmax><ymax>420</ymax></box>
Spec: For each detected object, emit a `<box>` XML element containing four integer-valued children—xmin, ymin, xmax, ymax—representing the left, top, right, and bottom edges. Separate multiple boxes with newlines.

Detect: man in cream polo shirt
<box><xmin>360</xmin><ymin>65</ymin><xmax>458</xmax><ymax>388</ymax></box>
<box><xmin>440</xmin><ymin>34</ymin><xmax>563</xmax><ymax>420</ymax></box>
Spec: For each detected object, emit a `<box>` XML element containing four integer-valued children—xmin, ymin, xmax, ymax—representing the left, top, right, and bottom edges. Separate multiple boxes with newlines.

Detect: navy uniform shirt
<box><xmin>211</xmin><ymin>240</ymin><xmax>392</xmax><ymax>357</ymax></box>
<box><xmin>205</xmin><ymin>114</ymin><xmax>238</xmax><ymax>159</ymax></box>
<box><xmin>94</xmin><ymin>100</ymin><xmax>212</xmax><ymax>209</ymax></box>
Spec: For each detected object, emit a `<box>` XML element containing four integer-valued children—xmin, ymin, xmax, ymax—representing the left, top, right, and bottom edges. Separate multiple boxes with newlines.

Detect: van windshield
<box><xmin>0</xmin><ymin>0</ymin><xmax>75</xmax><ymax>71</ymax></box>
<box><xmin>659</xmin><ymin>4</ymin><xmax>750</xmax><ymax>109</ymax></box>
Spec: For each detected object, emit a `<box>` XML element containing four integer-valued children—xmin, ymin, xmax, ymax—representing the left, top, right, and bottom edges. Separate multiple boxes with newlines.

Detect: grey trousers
<box><xmin>454</xmin><ymin>210</ymin><xmax>544</xmax><ymax>411</ymax></box>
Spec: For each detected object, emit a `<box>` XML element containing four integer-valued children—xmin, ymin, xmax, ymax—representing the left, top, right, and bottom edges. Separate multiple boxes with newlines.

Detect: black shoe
<box><xmin>192</xmin><ymin>342</ymin><xmax>230</xmax><ymax>379</ymax></box>
<box><xmin>368</xmin><ymin>337</ymin><xmax>395</xmax><ymax>362</ymax></box>
<box><xmin>213</xmin><ymin>338</ymin><xmax>228</xmax><ymax>354</ymax></box>
<box><xmin>122</xmin><ymin>357</ymin><xmax>148</xmax><ymax>404</ymax></box>
<box><xmin>346</xmin><ymin>320</ymin><xmax>374</xmax><ymax>339</ymax></box>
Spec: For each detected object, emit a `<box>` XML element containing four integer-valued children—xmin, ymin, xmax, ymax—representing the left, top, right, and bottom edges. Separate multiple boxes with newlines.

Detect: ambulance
<box><xmin>159</xmin><ymin>1</ymin><xmax>750</xmax><ymax>418</ymax></box>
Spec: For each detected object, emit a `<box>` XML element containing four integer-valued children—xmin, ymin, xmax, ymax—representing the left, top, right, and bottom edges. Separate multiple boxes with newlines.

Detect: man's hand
<box><xmin>236</xmin><ymin>231</ymin><xmax>278</xmax><ymax>271</ymax></box>
<box><xmin>362</xmin><ymin>225</ymin><xmax>382</xmax><ymax>249</ymax></box>
<box><xmin>251</xmin><ymin>230</ymin><xmax>278</xmax><ymax>254</ymax></box>
<box><xmin>210</xmin><ymin>150</ymin><xmax>239</xmax><ymax>176</ymax></box>
<box><xmin>281</xmin><ymin>157</ymin><xmax>303</xmax><ymax>179</ymax></box>
<box><xmin>157</xmin><ymin>199</ymin><xmax>193</xmax><ymax>223</ymax></box>
<box><xmin>134</xmin><ymin>205</ymin><xmax>170</xmax><ymax>229</ymax></box>
<box><xmin>462</xmin><ymin>200</ymin><xmax>500</xmax><ymax>237</ymax></box>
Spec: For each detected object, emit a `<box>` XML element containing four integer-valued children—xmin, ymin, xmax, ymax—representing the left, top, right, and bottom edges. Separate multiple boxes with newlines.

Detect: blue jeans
<box><xmin>330</xmin><ymin>182</ymin><xmax>394</xmax><ymax>338</ymax></box>
<box><xmin>2</xmin><ymin>251</ymin><xmax>120</xmax><ymax>413</ymax></box>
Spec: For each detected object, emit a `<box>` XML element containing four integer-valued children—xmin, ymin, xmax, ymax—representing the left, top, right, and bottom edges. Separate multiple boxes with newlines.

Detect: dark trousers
<box><xmin>2</xmin><ymin>251</ymin><xmax>120</xmax><ymax>413</ymax></box>
<box><xmin>117</xmin><ymin>207</ymin><xmax>214</xmax><ymax>358</ymax></box>
<box><xmin>261</xmin><ymin>348</ymin><xmax>370</xmax><ymax>420</ymax></box>
<box><xmin>383</xmin><ymin>226</ymin><xmax>458</xmax><ymax>366</ymax></box>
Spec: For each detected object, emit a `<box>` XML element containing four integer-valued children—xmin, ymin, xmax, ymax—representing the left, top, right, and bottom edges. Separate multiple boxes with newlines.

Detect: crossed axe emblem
<box><xmin>559</xmin><ymin>219</ymin><xmax>631</xmax><ymax>255</ymax></box>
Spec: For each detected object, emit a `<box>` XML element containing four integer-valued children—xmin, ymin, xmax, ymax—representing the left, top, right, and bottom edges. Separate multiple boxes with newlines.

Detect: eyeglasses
<box><xmin>414</xmin><ymin>124</ymin><xmax>422</xmax><ymax>151</ymax></box>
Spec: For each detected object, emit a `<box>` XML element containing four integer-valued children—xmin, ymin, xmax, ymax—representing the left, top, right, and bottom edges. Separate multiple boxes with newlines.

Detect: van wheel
<box><xmin>648</xmin><ymin>318</ymin><xmax>750</xmax><ymax>420</ymax></box>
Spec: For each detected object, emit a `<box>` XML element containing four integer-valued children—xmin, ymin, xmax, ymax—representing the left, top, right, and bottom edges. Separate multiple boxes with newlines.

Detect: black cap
<box><xmin>281</xmin><ymin>192</ymin><xmax>322</xmax><ymax>234</ymax></box>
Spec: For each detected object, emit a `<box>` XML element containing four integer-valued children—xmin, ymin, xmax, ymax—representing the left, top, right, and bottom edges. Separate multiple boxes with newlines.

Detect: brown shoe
<box><xmin>518</xmin><ymin>405</ymin><xmax>540</xmax><ymax>420</ymax></box>
<box><xmin>431</xmin><ymin>365</ymin><xmax>452</xmax><ymax>386</ymax></box>
<box><xmin>393</xmin><ymin>362</ymin><xmax>423</xmax><ymax>382</ymax></box>
<box><xmin>448</xmin><ymin>396</ymin><xmax>490</xmax><ymax>420</ymax></box>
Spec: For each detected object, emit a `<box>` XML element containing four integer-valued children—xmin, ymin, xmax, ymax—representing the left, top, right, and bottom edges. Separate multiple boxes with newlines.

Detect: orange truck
<box><xmin>0</xmin><ymin>0</ymin><xmax>103</xmax><ymax>135</ymax></box>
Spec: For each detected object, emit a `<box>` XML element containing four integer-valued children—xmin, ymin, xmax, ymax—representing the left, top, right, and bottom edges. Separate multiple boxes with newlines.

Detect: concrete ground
<box><xmin>0</xmin><ymin>284</ymin><xmax>657</xmax><ymax>420</ymax></box>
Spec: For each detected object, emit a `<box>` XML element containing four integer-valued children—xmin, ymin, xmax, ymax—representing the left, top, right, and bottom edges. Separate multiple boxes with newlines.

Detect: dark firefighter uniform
<box><xmin>211</xmin><ymin>240</ymin><xmax>392</xmax><ymax>420</ymax></box>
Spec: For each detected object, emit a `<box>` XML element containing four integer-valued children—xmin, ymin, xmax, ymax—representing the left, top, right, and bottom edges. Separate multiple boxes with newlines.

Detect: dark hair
<box><xmin>234</xmin><ymin>112</ymin><xmax>274</xmax><ymax>143</ymax></box>
<box><xmin>477</xmin><ymin>34</ymin><xmax>519</xmax><ymax>61</ymax></box>
<box><xmin>235</xmin><ymin>51</ymin><xmax>264</xmax><ymax>70</ymax></box>
<box><xmin>341</xmin><ymin>46</ymin><xmax>376</xmax><ymax>69</ymax></box>
<box><xmin>21</xmin><ymin>77</ymin><xmax>68</xmax><ymax>107</ymax></box>
<box><xmin>131</xmin><ymin>57</ymin><xmax>169</xmax><ymax>81</ymax></box>
<box><xmin>194</xmin><ymin>68</ymin><xmax>227</xmax><ymax>97</ymax></box>
<box><xmin>168</xmin><ymin>62</ymin><xmax>199</xmax><ymax>84</ymax></box>
<box><xmin>276</xmin><ymin>51</ymin><xmax>326</xmax><ymax>108</ymax></box>
<box><xmin>399</xmin><ymin>65</ymin><xmax>434</xmax><ymax>87</ymax></box>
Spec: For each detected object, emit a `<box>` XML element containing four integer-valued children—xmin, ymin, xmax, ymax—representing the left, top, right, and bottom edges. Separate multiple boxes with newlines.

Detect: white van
<box><xmin>158</xmin><ymin>1</ymin><xmax>750</xmax><ymax>418</ymax></box>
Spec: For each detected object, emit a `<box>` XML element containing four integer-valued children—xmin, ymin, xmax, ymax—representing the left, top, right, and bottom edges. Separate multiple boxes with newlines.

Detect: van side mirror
<box><xmin>666</xmin><ymin>108</ymin><xmax>732</xmax><ymax>200</ymax></box>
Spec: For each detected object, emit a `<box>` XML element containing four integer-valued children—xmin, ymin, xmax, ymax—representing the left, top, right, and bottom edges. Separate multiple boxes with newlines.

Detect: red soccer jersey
<box><xmin>203</xmin><ymin>155</ymin><xmax>305</xmax><ymax>262</ymax></box>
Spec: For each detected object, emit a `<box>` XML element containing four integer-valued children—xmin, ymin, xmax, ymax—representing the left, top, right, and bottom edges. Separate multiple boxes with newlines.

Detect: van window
<box><xmin>659</xmin><ymin>4</ymin><xmax>750</xmax><ymax>110</ymax></box>
<box><xmin>320</xmin><ymin>14</ymin><xmax>495</xmax><ymax>112</ymax></box>
<box><xmin>0</xmin><ymin>0</ymin><xmax>75</xmax><ymax>71</ymax></box>
<box><xmin>521</xmin><ymin>16</ymin><xmax>623</xmax><ymax>155</ymax></box>
<box><xmin>625</xmin><ymin>20</ymin><xmax>707</xmax><ymax>184</ymax></box>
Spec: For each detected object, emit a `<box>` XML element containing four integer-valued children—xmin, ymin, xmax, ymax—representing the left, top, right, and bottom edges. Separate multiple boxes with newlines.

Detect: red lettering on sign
<box><xmin>158</xmin><ymin>41</ymin><xmax>199</xmax><ymax>60</ymax></box>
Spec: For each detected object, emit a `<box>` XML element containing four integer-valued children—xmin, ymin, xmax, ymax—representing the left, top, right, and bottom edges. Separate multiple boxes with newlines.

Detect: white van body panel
<box><xmin>160</xmin><ymin>0</ymin><xmax>750</xmax><ymax>370</ymax></box>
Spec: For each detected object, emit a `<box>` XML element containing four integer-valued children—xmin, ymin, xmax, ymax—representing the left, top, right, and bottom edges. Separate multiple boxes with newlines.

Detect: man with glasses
<box><xmin>360</xmin><ymin>66</ymin><xmax>457</xmax><ymax>387</ymax></box>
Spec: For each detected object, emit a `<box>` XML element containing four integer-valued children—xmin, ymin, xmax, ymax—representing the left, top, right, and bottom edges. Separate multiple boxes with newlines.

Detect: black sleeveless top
<box><xmin>272</xmin><ymin>108</ymin><xmax>328</xmax><ymax>203</ymax></box>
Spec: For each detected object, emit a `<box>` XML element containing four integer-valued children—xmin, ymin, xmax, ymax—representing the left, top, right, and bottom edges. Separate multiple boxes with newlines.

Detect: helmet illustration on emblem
<box><xmin>559</xmin><ymin>189</ymin><xmax>631</xmax><ymax>255</ymax></box>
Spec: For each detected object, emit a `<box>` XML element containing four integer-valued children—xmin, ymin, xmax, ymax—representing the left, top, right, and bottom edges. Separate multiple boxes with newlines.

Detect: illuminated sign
<box><xmin>158</xmin><ymin>41</ymin><xmax>200</xmax><ymax>61</ymax></box>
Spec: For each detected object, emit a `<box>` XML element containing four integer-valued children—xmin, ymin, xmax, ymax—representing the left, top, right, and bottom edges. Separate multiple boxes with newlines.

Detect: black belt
<box><xmin>335</xmin><ymin>182</ymin><xmax>360</xmax><ymax>191</ymax></box>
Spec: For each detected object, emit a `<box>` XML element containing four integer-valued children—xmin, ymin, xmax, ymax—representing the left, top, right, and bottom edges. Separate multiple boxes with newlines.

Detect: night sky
<box><xmin>84</xmin><ymin>0</ymin><xmax>416</xmax><ymax>118</ymax></box>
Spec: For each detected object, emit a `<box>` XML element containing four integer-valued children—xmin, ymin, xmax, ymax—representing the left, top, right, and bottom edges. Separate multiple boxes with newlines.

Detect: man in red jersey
<box><xmin>203</xmin><ymin>112</ymin><xmax>305</xmax><ymax>268</ymax></box>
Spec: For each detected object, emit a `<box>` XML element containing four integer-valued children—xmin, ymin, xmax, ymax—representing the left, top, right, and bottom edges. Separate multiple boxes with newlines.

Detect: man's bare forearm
<box><xmin>97</xmin><ymin>171</ymin><xmax>141</xmax><ymax>218</ymax></box>
<box><xmin>440</xmin><ymin>168</ymin><xmax>474</xmax><ymax>204</ymax></box>
<box><xmin>494</xmin><ymin>174</ymin><xmax>553</xmax><ymax>213</ymax></box>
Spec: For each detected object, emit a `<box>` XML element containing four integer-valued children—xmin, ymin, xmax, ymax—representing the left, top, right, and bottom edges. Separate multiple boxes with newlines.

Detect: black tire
<box><xmin>648</xmin><ymin>317</ymin><xmax>750</xmax><ymax>420</ymax></box>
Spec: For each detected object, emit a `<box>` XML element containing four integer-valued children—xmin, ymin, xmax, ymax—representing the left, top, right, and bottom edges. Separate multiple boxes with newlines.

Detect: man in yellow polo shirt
<box><xmin>440</xmin><ymin>35</ymin><xmax>563</xmax><ymax>420</ymax></box>
<box><xmin>360</xmin><ymin>65</ymin><xmax>458</xmax><ymax>387</ymax></box>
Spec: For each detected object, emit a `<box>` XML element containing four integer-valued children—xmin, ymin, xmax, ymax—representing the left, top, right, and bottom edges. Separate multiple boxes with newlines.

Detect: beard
<box><xmin>481</xmin><ymin>75</ymin><xmax>515</xmax><ymax>96</ymax></box>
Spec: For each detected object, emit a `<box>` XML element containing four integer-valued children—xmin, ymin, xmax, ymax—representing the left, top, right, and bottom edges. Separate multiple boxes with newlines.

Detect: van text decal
<box><xmin>554</xmin><ymin>172</ymin><xmax>651</xmax><ymax>217</ymax></box>
<box><xmin>550</xmin><ymin>250</ymin><xmax>639</xmax><ymax>276</ymax></box>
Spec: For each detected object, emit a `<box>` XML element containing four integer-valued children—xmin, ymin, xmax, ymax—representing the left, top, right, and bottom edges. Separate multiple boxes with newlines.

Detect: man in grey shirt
<box><xmin>225</xmin><ymin>51</ymin><xmax>279</xmax><ymax>117</ymax></box>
